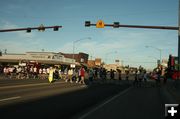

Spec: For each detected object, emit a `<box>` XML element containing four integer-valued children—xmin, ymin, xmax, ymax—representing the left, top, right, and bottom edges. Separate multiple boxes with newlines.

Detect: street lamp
<box><xmin>72</xmin><ymin>37</ymin><xmax>91</xmax><ymax>63</ymax></box>
<box><xmin>145</xmin><ymin>45</ymin><xmax>162</xmax><ymax>64</ymax></box>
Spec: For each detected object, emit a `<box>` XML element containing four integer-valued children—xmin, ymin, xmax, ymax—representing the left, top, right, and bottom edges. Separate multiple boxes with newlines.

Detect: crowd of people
<box><xmin>1</xmin><ymin>65</ymin><xmax>51</xmax><ymax>80</ymax></box>
<box><xmin>0</xmin><ymin>64</ymin><xmax>169</xmax><ymax>87</ymax></box>
<box><xmin>0</xmin><ymin>65</ymin><xmax>127</xmax><ymax>81</ymax></box>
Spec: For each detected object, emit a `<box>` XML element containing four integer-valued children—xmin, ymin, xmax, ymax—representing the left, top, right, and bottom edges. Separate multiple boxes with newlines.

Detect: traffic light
<box><xmin>113</xmin><ymin>22</ymin><xmax>120</xmax><ymax>28</ymax></box>
<box><xmin>38</xmin><ymin>24</ymin><xmax>45</xmax><ymax>32</ymax></box>
<box><xmin>53</xmin><ymin>26</ymin><xmax>59</xmax><ymax>31</ymax></box>
<box><xmin>26</xmin><ymin>28</ymin><xmax>31</xmax><ymax>33</ymax></box>
<box><xmin>38</xmin><ymin>27</ymin><xmax>45</xmax><ymax>31</ymax></box>
<box><xmin>85</xmin><ymin>21</ymin><xmax>91</xmax><ymax>27</ymax></box>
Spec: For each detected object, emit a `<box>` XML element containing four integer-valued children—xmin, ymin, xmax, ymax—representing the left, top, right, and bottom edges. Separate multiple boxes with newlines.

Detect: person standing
<box><xmin>125</xmin><ymin>70</ymin><xmax>129</xmax><ymax>80</ymax></box>
<box><xmin>68</xmin><ymin>68</ymin><xmax>73</xmax><ymax>83</ymax></box>
<box><xmin>79</xmin><ymin>67</ymin><xmax>85</xmax><ymax>84</ymax></box>
<box><xmin>88</xmin><ymin>68</ymin><xmax>94</xmax><ymax>84</ymax></box>
<box><xmin>133</xmin><ymin>70</ymin><xmax>138</xmax><ymax>87</ymax></box>
<box><xmin>110</xmin><ymin>69</ymin><xmax>114</xmax><ymax>80</ymax></box>
<box><xmin>156</xmin><ymin>69</ymin><xmax>161</xmax><ymax>87</ymax></box>
<box><xmin>138</xmin><ymin>70</ymin><xmax>143</xmax><ymax>87</ymax></box>
<box><xmin>76</xmin><ymin>68</ymin><xmax>81</xmax><ymax>83</ymax></box>
<box><xmin>102</xmin><ymin>68</ymin><xmax>107</xmax><ymax>82</ymax></box>
<box><xmin>118</xmin><ymin>69</ymin><xmax>122</xmax><ymax>80</ymax></box>
<box><xmin>143</xmin><ymin>70</ymin><xmax>147</xmax><ymax>87</ymax></box>
<box><xmin>48</xmin><ymin>67</ymin><xmax>54</xmax><ymax>83</ymax></box>
<box><xmin>33</xmin><ymin>67</ymin><xmax>37</xmax><ymax>79</ymax></box>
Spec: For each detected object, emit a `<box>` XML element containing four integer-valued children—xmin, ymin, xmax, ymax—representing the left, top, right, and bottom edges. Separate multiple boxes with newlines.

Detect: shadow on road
<box><xmin>0</xmin><ymin>83</ymin><xmax>129</xmax><ymax>119</ymax></box>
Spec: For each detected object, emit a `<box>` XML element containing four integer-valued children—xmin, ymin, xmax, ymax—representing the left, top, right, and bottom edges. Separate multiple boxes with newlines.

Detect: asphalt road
<box><xmin>0</xmin><ymin>78</ymin><xmax>178</xmax><ymax>119</ymax></box>
<box><xmin>0</xmin><ymin>79</ymin><xmax>130</xmax><ymax>119</ymax></box>
<box><xmin>76</xmin><ymin>86</ymin><xmax>165</xmax><ymax>119</ymax></box>
<box><xmin>0</xmin><ymin>79</ymin><xmax>86</xmax><ymax>106</ymax></box>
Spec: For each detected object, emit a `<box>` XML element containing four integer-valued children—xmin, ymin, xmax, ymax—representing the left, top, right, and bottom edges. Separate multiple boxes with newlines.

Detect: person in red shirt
<box><xmin>79</xmin><ymin>67</ymin><xmax>85</xmax><ymax>84</ymax></box>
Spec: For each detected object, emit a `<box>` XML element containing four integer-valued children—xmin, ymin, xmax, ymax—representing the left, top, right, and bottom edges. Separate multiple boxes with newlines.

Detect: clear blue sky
<box><xmin>0</xmin><ymin>0</ymin><xmax>179</xmax><ymax>69</ymax></box>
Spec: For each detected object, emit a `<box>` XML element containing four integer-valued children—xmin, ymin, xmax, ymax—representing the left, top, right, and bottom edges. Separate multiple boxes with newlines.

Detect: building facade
<box><xmin>0</xmin><ymin>52</ymin><xmax>75</xmax><ymax>65</ymax></box>
<box><xmin>88</xmin><ymin>58</ymin><xmax>102</xmax><ymax>68</ymax></box>
<box><xmin>59</xmin><ymin>52</ymin><xmax>89</xmax><ymax>64</ymax></box>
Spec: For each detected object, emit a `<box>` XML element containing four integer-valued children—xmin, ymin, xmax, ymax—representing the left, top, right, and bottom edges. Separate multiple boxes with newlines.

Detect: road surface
<box><xmin>0</xmin><ymin>79</ymin><xmax>177</xmax><ymax>119</ymax></box>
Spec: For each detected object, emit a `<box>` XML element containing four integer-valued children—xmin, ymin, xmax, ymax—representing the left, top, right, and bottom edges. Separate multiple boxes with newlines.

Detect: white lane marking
<box><xmin>0</xmin><ymin>96</ymin><xmax>21</xmax><ymax>102</ymax></box>
<box><xmin>0</xmin><ymin>81</ymin><xmax>65</xmax><ymax>89</ymax></box>
<box><xmin>79</xmin><ymin>87</ymin><xmax>133</xmax><ymax>119</ymax></box>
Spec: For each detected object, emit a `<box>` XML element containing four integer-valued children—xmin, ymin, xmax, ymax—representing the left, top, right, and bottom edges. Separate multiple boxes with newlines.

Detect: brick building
<box><xmin>88</xmin><ymin>58</ymin><xmax>102</xmax><ymax>68</ymax></box>
<box><xmin>59</xmin><ymin>52</ymin><xmax>89</xmax><ymax>64</ymax></box>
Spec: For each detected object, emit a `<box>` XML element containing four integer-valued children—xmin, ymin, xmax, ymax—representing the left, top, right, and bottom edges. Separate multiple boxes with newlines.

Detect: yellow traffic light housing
<box><xmin>96</xmin><ymin>20</ymin><xmax>105</xmax><ymax>28</ymax></box>
<box><xmin>38</xmin><ymin>24</ymin><xmax>45</xmax><ymax>32</ymax></box>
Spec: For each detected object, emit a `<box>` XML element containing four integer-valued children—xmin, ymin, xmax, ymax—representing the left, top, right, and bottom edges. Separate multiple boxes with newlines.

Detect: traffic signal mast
<box><xmin>85</xmin><ymin>21</ymin><xmax>178</xmax><ymax>30</ymax></box>
<box><xmin>0</xmin><ymin>25</ymin><xmax>62</xmax><ymax>33</ymax></box>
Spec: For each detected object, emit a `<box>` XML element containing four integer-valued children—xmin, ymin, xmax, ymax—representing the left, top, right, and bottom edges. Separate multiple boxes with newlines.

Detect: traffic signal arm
<box><xmin>118</xmin><ymin>24</ymin><xmax>178</xmax><ymax>30</ymax></box>
<box><xmin>85</xmin><ymin>21</ymin><xmax>178</xmax><ymax>30</ymax></box>
<box><xmin>88</xmin><ymin>24</ymin><xmax>178</xmax><ymax>30</ymax></box>
<box><xmin>0</xmin><ymin>26</ymin><xmax>62</xmax><ymax>32</ymax></box>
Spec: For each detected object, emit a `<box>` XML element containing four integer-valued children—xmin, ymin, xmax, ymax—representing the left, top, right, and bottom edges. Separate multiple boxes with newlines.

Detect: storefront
<box><xmin>0</xmin><ymin>52</ymin><xmax>75</xmax><ymax>68</ymax></box>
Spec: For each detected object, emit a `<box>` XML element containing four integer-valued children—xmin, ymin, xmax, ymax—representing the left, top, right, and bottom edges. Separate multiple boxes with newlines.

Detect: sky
<box><xmin>0</xmin><ymin>0</ymin><xmax>179</xmax><ymax>69</ymax></box>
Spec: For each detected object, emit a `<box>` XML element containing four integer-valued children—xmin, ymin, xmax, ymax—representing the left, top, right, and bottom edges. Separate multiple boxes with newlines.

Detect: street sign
<box><xmin>96</xmin><ymin>20</ymin><xmax>105</xmax><ymax>28</ymax></box>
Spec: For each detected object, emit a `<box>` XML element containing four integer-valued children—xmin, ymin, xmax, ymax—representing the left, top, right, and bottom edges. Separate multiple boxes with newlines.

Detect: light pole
<box><xmin>145</xmin><ymin>45</ymin><xmax>162</xmax><ymax>65</ymax></box>
<box><xmin>72</xmin><ymin>37</ymin><xmax>91</xmax><ymax>63</ymax></box>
